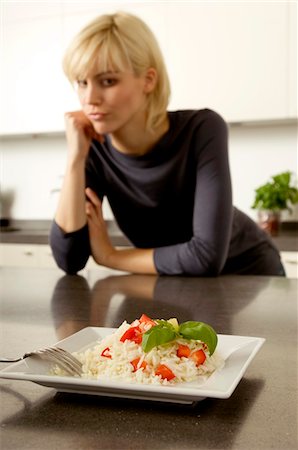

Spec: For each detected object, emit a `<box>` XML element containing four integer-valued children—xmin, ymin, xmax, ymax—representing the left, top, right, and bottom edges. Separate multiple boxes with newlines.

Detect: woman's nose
<box><xmin>81</xmin><ymin>83</ymin><xmax>102</xmax><ymax>105</ymax></box>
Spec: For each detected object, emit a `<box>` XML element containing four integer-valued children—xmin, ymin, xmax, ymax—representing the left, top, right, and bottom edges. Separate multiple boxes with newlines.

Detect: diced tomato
<box><xmin>155</xmin><ymin>364</ymin><xmax>176</xmax><ymax>381</ymax></box>
<box><xmin>190</xmin><ymin>349</ymin><xmax>206</xmax><ymax>366</ymax></box>
<box><xmin>139</xmin><ymin>314</ymin><xmax>156</xmax><ymax>327</ymax></box>
<box><xmin>177</xmin><ymin>344</ymin><xmax>191</xmax><ymax>358</ymax></box>
<box><xmin>130</xmin><ymin>357</ymin><xmax>147</xmax><ymax>372</ymax></box>
<box><xmin>120</xmin><ymin>326</ymin><xmax>142</xmax><ymax>344</ymax></box>
<box><xmin>101</xmin><ymin>347</ymin><xmax>112</xmax><ymax>358</ymax></box>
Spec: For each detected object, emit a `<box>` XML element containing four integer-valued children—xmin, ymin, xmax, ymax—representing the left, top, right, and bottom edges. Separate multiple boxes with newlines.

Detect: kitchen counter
<box><xmin>0</xmin><ymin>267</ymin><xmax>297</xmax><ymax>450</ymax></box>
<box><xmin>0</xmin><ymin>220</ymin><xmax>131</xmax><ymax>246</ymax></box>
<box><xmin>0</xmin><ymin>219</ymin><xmax>297</xmax><ymax>250</ymax></box>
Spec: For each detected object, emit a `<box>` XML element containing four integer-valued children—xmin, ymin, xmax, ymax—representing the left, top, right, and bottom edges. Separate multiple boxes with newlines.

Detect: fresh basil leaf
<box><xmin>155</xmin><ymin>319</ymin><xmax>176</xmax><ymax>330</ymax></box>
<box><xmin>142</xmin><ymin>324</ymin><xmax>176</xmax><ymax>353</ymax></box>
<box><xmin>178</xmin><ymin>321</ymin><xmax>218</xmax><ymax>355</ymax></box>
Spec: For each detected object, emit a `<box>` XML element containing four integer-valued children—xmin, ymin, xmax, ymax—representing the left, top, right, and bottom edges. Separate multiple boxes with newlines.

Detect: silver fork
<box><xmin>0</xmin><ymin>347</ymin><xmax>82</xmax><ymax>376</ymax></box>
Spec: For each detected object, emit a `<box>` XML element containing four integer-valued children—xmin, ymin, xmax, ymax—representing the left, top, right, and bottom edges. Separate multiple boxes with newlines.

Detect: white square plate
<box><xmin>0</xmin><ymin>327</ymin><xmax>265</xmax><ymax>404</ymax></box>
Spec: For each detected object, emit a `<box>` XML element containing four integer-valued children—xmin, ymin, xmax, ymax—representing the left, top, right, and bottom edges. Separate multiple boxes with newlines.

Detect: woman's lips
<box><xmin>88</xmin><ymin>113</ymin><xmax>107</xmax><ymax>120</ymax></box>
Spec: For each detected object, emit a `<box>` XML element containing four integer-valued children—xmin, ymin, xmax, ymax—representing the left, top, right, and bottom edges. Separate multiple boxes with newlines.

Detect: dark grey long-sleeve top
<box><xmin>50</xmin><ymin>109</ymin><xmax>283</xmax><ymax>276</ymax></box>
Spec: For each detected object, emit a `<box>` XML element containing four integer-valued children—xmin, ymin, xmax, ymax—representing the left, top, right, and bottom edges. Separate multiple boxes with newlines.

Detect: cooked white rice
<box><xmin>59</xmin><ymin>321</ymin><xmax>224</xmax><ymax>385</ymax></box>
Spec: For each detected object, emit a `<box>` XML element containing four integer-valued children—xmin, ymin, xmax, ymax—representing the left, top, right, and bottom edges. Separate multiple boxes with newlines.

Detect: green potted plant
<box><xmin>252</xmin><ymin>171</ymin><xmax>298</xmax><ymax>236</ymax></box>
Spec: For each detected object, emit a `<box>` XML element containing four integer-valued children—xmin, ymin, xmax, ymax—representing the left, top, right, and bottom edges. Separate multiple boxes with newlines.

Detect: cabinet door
<box><xmin>163</xmin><ymin>2</ymin><xmax>289</xmax><ymax>122</ymax></box>
<box><xmin>281</xmin><ymin>252</ymin><xmax>298</xmax><ymax>279</ymax></box>
<box><xmin>37</xmin><ymin>245</ymin><xmax>58</xmax><ymax>268</ymax></box>
<box><xmin>0</xmin><ymin>2</ymin><xmax>295</xmax><ymax>135</ymax></box>
<box><xmin>0</xmin><ymin>244</ymin><xmax>38</xmax><ymax>267</ymax></box>
<box><xmin>0</xmin><ymin>13</ymin><xmax>65</xmax><ymax>134</ymax></box>
<box><xmin>288</xmin><ymin>2</ymin><xmax>297</xmax><ymax>118</ymax></box>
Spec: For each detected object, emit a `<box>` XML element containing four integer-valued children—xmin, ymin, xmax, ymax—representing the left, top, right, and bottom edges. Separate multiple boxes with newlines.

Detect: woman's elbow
<box><xmin>188</xmin><ymin>262</ymin><xmax>222</xmax><ymax>277</ymax></box>
<box><xmin>204</xmin><ymin>261</ymin><xmax>223</xmax><ymax>276</ymax></box>
<box><xmin>49</xmin><ymin>221</ymin><xmax>91</xmax><ymax>274</ymax></box>
<box><xmin>186</xmin><ymin>252</ymin><xmax>226</xmax><ymax>277</ymax></box>
<box><xmin>55</xmin><ymin>256</ymin><xmax>88</xmax><ymax>275</ymax></box>
<box><xmin>50</xmin><ymin>247</ymin><xmax>89</xmax><ymax>275</ymax></box>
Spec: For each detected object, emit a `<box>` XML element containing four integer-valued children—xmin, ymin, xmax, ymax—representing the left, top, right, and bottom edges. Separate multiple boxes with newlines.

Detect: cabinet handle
<box><xmin>285</xmin><ymin>260</ymin><xmax>298</xmax><ymax>265</ymax></box>
<box><xmin>24</xmin><ymin>251</ymin><xmax>33</xmax><ymax>256</ymax></box>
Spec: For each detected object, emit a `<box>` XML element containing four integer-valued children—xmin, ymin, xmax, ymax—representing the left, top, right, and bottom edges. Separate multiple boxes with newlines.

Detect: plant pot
<box><xmin>257</xmin><ymin>210</ymin><xmax>281</xmax><ymax>236</ymax></box>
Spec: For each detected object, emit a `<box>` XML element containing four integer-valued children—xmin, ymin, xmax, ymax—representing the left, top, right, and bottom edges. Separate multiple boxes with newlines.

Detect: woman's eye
<box><xmin>76</xmin><ymin>79</ymin><xmax>87</xmax><ymax>88</ymax></box>
<box><xmin>101</xmin><ymin>78</ymin><xmax>117</xmax><ymax>87</ymax></box>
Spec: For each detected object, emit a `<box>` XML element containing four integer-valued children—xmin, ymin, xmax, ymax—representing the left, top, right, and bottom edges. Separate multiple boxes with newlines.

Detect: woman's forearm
<box><xmin>55</xmin><ymin>111</ymin><xmax>99</xmax><ymax>233</ymax></box>
<box><xmin>85</xmin><ymin>188</ymin><xmax>157</xmax><ymax>275</ymax></box>
<box><xmin>55</xmin><ymin>158</ymin><xmax>87</xmax><ymax>232</ymax></box>
<box><xmin>103</xmin><ymin>247</ymin><xmax>157</xmax><ymax>275</ymax></box>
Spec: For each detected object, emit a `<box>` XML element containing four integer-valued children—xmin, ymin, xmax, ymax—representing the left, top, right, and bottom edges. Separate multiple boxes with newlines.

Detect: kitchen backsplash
<box><xmin>0</xmin><ymin>121</ymin><xmax>297</xmax><ymax>222</ymax></box>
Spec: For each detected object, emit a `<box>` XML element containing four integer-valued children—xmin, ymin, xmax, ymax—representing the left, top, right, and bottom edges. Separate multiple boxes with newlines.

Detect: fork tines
<box><xmin>36</xmin><ymin>346</ymin><xmax>82</xmax><ymax>376</ymax></box>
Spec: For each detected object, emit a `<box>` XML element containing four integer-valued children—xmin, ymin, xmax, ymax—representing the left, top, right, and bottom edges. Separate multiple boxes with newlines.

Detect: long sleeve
<box><xmin>153</xmin><ymin>112</ymin><xmax>233</xmax><ymax>275</ymax></box>
<box><xmin>49</xmin><ymin>220</ymin><xmax>91</xmax><ymax>274</ymax></box>
<box><xmin>49</xmin><ymin>110</ymin><xmax>233</xmax><ymax>276</ymax></box>
<box><xmin>49</xmin><ymin>109</ymin><xmax>280</xmax><ymax>276</ymax></box>
<box><xmin>49</xmin><ymin>142</ymin><xmax>106</xmax><ymax>274</ymax></box>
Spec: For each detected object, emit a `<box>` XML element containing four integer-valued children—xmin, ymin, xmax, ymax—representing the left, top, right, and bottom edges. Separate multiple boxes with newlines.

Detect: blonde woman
<box><xmin>50</xmin><ymin>11</ymin><xmax>284</xmax><ymax>276</ymax></box>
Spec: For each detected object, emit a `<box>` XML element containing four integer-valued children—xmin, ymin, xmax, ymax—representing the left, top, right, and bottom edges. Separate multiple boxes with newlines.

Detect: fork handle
<box><xmin>0</xmin><ymin>357</ymin><xmax>22</xmax><ymax>362</ymax></box>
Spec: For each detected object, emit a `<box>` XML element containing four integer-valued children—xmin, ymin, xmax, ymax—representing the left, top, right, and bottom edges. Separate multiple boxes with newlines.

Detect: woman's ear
<box><xmin>143</xmin><ymin>67</ymin><xmax>158</xmax><ymax>93</ymax></box>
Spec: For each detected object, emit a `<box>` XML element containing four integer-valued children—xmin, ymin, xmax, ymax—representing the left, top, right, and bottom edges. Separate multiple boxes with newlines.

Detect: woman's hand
<box><xmin>64</xmin><ymin>111</ymin><xmax>103</xmax><ymax>163</ymax></box>
<box><xmin>85</xmin><ymin>188</ymin><xmax>157</xmax><ymax>274</ymax></box>
<box><xmin>54</xmin><ymin>113</ymin><xmax>103</xmax><ymax>233</ymax></box>
<box><xmin>85</xmin><ymin>188</ymin><xmax>115</xmax><ymax>266</ymax></box>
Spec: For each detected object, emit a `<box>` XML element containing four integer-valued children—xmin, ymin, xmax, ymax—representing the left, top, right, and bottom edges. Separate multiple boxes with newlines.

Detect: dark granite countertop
<box><xmin>0</xmin><ymin>267</ymin><xmax>297</xmax><ymax>449</ymax></box>
<box><xmin>0</xmin><ymin>219</ymin><xmax>297</xmax><ymax>251</ymax></box>
<box><xmin>0</xmin><ymin>219</ymin><xmax>131</xmax><ymax>246</ymax></box>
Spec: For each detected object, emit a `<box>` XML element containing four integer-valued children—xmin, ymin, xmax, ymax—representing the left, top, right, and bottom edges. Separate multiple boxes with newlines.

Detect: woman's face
<box><xmin>76</xmin><ymin>65</ymin><xmax>152</xmax><ymax>135</ymax></box>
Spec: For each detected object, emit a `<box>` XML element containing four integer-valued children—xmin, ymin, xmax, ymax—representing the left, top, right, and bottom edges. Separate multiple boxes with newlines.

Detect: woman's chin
<box><xmin>93</xmin><ymin>122</ymin><xmax>114</xmax><ymax>135</ymax></box>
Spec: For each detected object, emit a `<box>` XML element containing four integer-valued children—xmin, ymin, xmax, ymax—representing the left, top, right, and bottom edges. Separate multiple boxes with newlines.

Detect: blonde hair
<box><xmin>63</xmin><ymin>11</ymin><xmax>171</xmax><ymax>131</ymax></box>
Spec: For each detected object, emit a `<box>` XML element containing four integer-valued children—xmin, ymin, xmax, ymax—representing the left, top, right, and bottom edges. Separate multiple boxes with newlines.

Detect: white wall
<box><xmin>0</xmin><ymin>121</ymin><xmax>297</xmax><ymax>222</ymax></box>
<box><xmin>228</xmin><ymin>122</ymin><xmax>298</xmax><ymax>221</ymax></box>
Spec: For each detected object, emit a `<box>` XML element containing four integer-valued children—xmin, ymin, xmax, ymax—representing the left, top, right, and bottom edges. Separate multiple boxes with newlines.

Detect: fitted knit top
<box><xmin>50</xmin><ymin>109</ymin><xmax>281</xmax><ymax>275</ymax></box>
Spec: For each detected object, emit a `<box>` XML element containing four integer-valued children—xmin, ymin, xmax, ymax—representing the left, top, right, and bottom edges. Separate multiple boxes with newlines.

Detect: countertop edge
<box><xmin>0</xmin><ymin>220</ymin><xmax>297</xmax><ymax>251</ymax></box>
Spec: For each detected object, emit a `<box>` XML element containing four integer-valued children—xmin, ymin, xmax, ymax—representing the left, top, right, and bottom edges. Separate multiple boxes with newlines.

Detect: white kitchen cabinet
<box><xmin>0</xmin><ymin>13</ymin><xmax>66</xmax><ymax>134</ymax></box>
<box><xmin>281</xmin><ymin>251</ymin><xmax>298</xmax><ymax>279</ymax></box>
<box><xmin>0</xmin><ymin>244</ymin><xmax>297</xmax><ymax>278</ymax></box>
<box><xmin>164</xmin><ymin>2</ymin><xmax>291</xmax><ymax>122</ymax></box>
<box><xmin>38</xmin><ymin>245</ymin><xmax>60</xmax><ymax>268</ymax></box>
<box><xmin>0</xmin><ymin>243</ymin><xmax>55</xmax><ymax>268</ymax></box>
<box><xmin>288</xmin><ymin>1</ymin><xmax>297</xmax><ymax>118</ymax></box>
<box><xmin>0</xmin><ymin>1</ymin><xmax>296</xmax><ymax>134</ymax></box>
<box><xmin>0</xmin><ymin>17</ymin><xmax>74</xmax><ymax>135</ymax></box>
<box><xmin>2</xmin><ymin>3</ymin><xmax>62</xmax><ymax>21</ymax></box>
<box><xmin>58</xmin><ymin>1</ymin><xmax>298</xmax><ymax>123</ymax></box>
<box><xmin>0</xmin><ymin>243</ymin><xmax>38</xmax><ymax>267</ymax></box>
<box><xmin>0</xmin><ymin>243</ymin><xmax>104</xmax><ymax>272</ymax></box>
